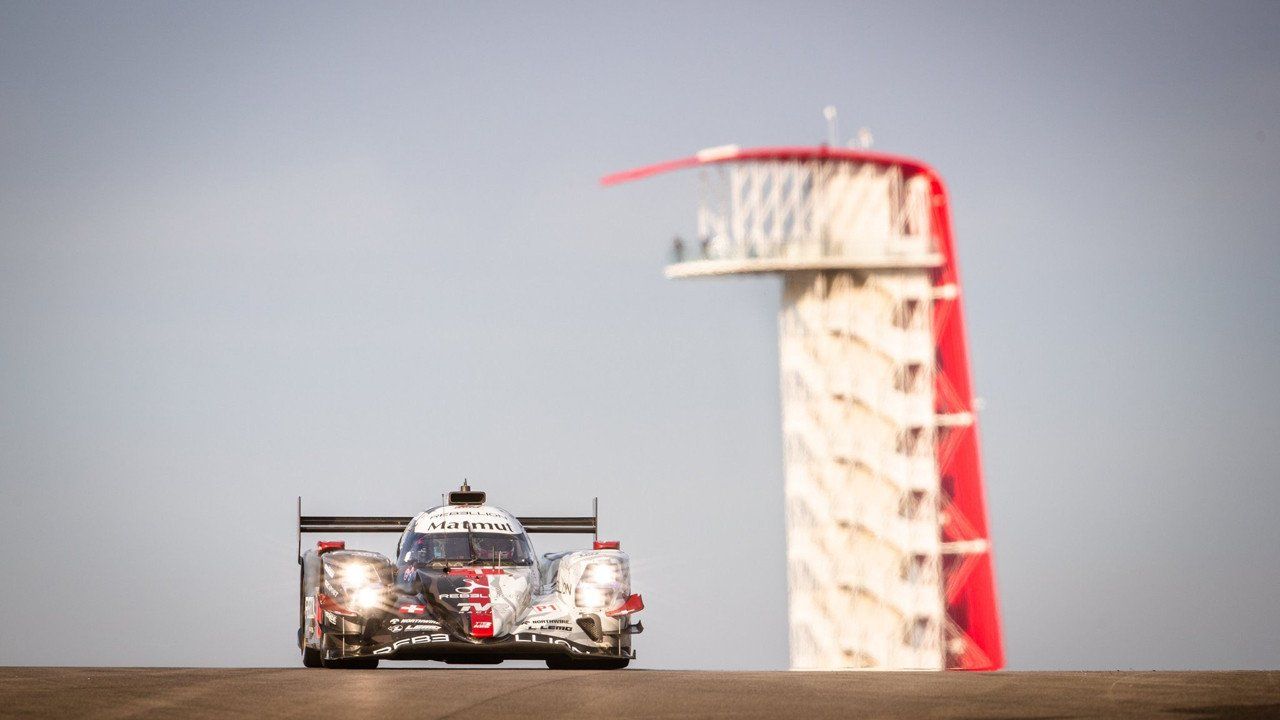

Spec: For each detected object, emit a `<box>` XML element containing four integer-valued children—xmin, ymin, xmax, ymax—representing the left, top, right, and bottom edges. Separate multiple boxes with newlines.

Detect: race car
<box><xmin>296</xmin><ymin>483</ymin><xmax>643</xmax><ymax>669</ymax></box>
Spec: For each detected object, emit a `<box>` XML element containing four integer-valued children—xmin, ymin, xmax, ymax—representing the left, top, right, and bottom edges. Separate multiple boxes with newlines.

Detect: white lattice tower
<box><xmin>606</xmin><ymin>146</ymin><xmax>1004</xmax><ymax>671</ymax></box>
<box><xmin>675</xmin><ymin>159</ymin><xmax>947</xmax><ymax>669</ymax></box>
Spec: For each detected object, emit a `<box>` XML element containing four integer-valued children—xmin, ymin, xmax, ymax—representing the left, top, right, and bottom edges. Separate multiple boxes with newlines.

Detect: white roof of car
<box><xmin>412</xmin><ymin>504</ymin><xmax>524</xmax><ymax>535</ymax></box>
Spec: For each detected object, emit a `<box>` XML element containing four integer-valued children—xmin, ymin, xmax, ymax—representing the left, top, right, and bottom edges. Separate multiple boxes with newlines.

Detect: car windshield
<box><xmin>403</xmin><ymin>531</ymin><xmax>533</xmax><ymax>566</ymax></box>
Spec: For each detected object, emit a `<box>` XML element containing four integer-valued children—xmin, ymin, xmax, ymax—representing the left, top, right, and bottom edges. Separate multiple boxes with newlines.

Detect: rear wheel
<box><xmin>546</xmin><ymin>657</ymin><xmax>629</xmax><ymax>670</ymax></box>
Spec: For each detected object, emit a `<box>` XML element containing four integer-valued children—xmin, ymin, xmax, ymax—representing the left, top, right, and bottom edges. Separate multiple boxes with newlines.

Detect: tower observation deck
<box><xmin>604</xmin><ymin>145</ymin><xmax>1003</xmax><ymax>670</ymax></box>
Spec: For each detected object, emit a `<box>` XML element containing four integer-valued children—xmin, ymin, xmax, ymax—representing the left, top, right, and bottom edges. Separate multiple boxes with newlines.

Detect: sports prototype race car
<box><xmin>296</xmin><ymin>484</ymin><xmax>643</xmax><ymax>669</ymax></box>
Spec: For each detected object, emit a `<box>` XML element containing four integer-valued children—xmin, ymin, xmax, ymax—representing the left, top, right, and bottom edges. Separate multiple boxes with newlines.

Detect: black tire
<box><xmin>545</xmin><ymin>657</ymin><xmax>629</xmax><ymax>670</ymax></box>
<box><xmin>318</xmin><ymin>626</ymin><xmax>378</xmax><ymax>668</ymax></box>
<box><xmin>302</xmin><ymin>645</ymin><xmax>324</xmax><ymax>668</ymax></box>
<box><xmin>300</xmin><ymin>628</ymin><xmax>323</xmax><ymax>668</ymax></box>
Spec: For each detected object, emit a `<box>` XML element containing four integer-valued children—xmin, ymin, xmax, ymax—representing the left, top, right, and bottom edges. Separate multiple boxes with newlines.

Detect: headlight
<box><xmin>574</xmin><ymin>560</ymin><xmax>629</xmax><ymax>609</ymax></box>
<box><xmin>352</xmin><ymin>586</ymin><xmax>382</xmax><ymax>610</ymax></box>
<box><xmin>582</xmin><ymin>562</ymin><xmax>619</xmax><ymax>584</ymax></box>
<box><xmin>338</xmin><ymin>562</ymin><xmax>375</xmax><ymax>589</ymax></box>
<box><xmin>574</xmin><ymin>583</ymin><xmax>619</xmax><ymax>609</ymax></box>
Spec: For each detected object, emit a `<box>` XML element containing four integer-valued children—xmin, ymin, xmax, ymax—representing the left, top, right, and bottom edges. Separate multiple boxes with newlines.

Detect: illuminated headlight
<box><xmin>352</xmin><ymin>585</ymin><xmax>382</xmax><ymax>611</ymax></box>
<box><xmin>574</xmin><ymin>583</ymin><xmax>618</xmax><ymax>609</ymax></box>
<box><xmin>582</xmin><ymin>562</ymin><xmax>619</xmax><ymax>585</ymax></box>
<box><xmin>338</xmin><ymin>563</ymin><xmax>375</xmax><ymax>589</ymax></box>
<box><xmin>574</xmin><ymin>560</ymin><xmax>629</xmax><ymax>609</ymax></box>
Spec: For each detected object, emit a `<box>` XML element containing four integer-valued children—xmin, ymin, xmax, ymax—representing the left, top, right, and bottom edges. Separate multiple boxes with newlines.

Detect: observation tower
<box><xmin>604</xmin><ymin>144</ymin><xmax>1003</xmax><ymax>670</ymax></box>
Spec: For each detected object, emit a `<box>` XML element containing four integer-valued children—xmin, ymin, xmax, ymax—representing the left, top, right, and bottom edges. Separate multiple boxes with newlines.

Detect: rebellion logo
<box><xmin>457</xmin><ymin>579</ymin><xmax>487</xmax><ymax>594</ymax></box>
<box><xmin>452</xmin><ymin>575</ymin><xmax>492</xmax><ymax>613</ymax></box>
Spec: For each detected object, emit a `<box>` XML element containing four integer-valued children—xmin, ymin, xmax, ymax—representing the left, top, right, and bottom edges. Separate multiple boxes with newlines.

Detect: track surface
<box><xmin>1</xmin><ymin>668</ymin><xmax>1276</xmax><ymax>719</ymax></box>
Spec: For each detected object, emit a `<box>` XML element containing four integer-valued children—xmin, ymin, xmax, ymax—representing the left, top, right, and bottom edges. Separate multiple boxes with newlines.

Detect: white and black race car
<box><xmin>296</xmin><ymin>484</ymin><xmax>643</xmax><ymax>669</ymax></box>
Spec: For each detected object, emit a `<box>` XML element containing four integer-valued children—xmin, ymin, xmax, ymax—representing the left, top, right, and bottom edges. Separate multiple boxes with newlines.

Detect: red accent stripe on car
<box><xmin>469</xmin><ymin>612</ymin><xmax>494</xmax><ymax>638</ymax></box>
<box><xmin>317</xmin><ymin>592</ymin><xmax>355</xmax><ymax>617</ymax></box>
<box><xmin>606</xmin><ymin>593</ymin><xmax>644</xmax><ymax>617</ymax></box>
<box><xmin>448</xmin><ymin>567</ymin><xmax>499</xmax><ymax>637</ymax></box>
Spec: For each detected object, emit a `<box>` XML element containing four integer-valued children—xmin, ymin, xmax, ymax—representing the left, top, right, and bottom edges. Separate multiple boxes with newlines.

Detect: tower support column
<box><xmin>780</xmin><ymin>269</ymin><xmax>944</xmax><ymax>669</ymax></box>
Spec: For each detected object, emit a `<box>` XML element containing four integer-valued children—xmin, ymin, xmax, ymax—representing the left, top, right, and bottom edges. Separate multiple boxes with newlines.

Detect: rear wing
<box><xmin>296</xmin><ymin>497</ymin><xmax>598</xmax><ymax>559</ymax></box>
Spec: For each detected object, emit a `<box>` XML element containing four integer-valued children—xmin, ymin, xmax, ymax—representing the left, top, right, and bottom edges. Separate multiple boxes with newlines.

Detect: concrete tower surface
<box><xmin>605</xmin><ymin>145</ymin><xmax>1003</xmax><ymax>670</ymax></box>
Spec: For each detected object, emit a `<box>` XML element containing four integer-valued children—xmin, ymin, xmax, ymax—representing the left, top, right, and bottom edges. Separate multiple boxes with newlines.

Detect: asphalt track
<box><xmin>1</xmin><ymin>668</ymin><xmax>1276</xmax><ymax>719</ymax></box>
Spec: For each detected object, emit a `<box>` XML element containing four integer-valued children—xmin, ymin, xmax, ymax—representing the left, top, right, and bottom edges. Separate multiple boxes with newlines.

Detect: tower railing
<box><xmin>671</xmin><ymin>160</ymin><xmax>941</xmax><ymax>274</ymax></box>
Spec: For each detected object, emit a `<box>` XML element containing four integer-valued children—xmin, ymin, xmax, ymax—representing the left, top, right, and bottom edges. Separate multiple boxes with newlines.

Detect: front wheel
<box><xmin>319</xmin><ymin>633</ymin><xmax>378</xmax><ymax>669</ymax></box>
<box><xmin>300</xmin><ymin>628</ymin><xmax>322</xmax><ymax>668</ymax></box>
<box><xmin>546</xmin><ymin>657</ymin><xmax>629</xmax><ymax>670</ymax></box>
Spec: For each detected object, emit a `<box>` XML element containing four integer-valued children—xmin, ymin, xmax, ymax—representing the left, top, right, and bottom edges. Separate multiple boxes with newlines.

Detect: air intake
<box><xmin>448</xmin><ymin>481</ymin><xmax>485</xmax><ymax>506</ymax></box>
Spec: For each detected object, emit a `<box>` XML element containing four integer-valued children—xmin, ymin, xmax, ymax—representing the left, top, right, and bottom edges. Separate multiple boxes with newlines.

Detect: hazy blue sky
<box><xmin>2</xmin><ymin>1</ymin><xmax>1277</xmax><ymax>670</ymax></box>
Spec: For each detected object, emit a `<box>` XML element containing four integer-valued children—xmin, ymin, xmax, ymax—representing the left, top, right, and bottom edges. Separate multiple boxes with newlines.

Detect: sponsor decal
<box><xmin>418</xmin><ymin>519</ymin><xmax>514</xmax><ymax>533</ymax></box>
<box><xmin>456</xmin><ymin>579</ymin><xmax>488</xmax><ymax>595</ymax></box>
<box><xmin>373</xmin><ymin>633</ymin><xmax>452</xmax><ymax>654</ymax></box>
<box><xmin>428</xmin><ymin>507</ymin><xmax>509</xmax><ymax>518</ymax></box>
<box><xmin>513</xmin><ymin>633</ymin><xmax>587</xmax><ymax>654</ymax></box>
<box><xmin>470</xmin><ymin>616</ymin><xmax>494</xmax><ymax>638</ymax></box>
<box><xmin>524</xmin><ymin>624</ymin><xmax>573</xmax><ymax>632</ymax></box>
<box><xmin>399</xmin><ymin>603</ymin><xmax>426</xmax><ymax>615</ymax></box>
<box><xmin>413</xmin><ymin>507</ymin><xmax>520</xmax><ymax>534</ymax></box>
<box><xmin>446</xmin><ymin>569</ymin><xmax>495</xmax><ymax>638</ymax></box>
<box><xmin>390</xmin><ymin>622</ymin><xmax>442</xmax><ymax>633</ymax></box>
<box><xmin>445</xmin><ymin>571</ymin><xmax>493</xmax><ymax>612</ymax></box>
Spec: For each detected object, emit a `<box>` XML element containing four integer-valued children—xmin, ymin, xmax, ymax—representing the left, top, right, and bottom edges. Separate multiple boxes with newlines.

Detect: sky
<box><xmin>1</xmin><ymin>1</ymin><xmax>1278</xmax><ymax>670</ymax></box>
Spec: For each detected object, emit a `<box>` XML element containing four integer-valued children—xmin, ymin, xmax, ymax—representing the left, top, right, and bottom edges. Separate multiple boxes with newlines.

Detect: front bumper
<box><xmin>321</xmin><ymin>613</ymin><xmax>635</xmax><ymax>662</ymax></box>
<box><xmin>366</xmin><ymin>630</ymin><xmax>634</xmax><ymax>662</ymax></box>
